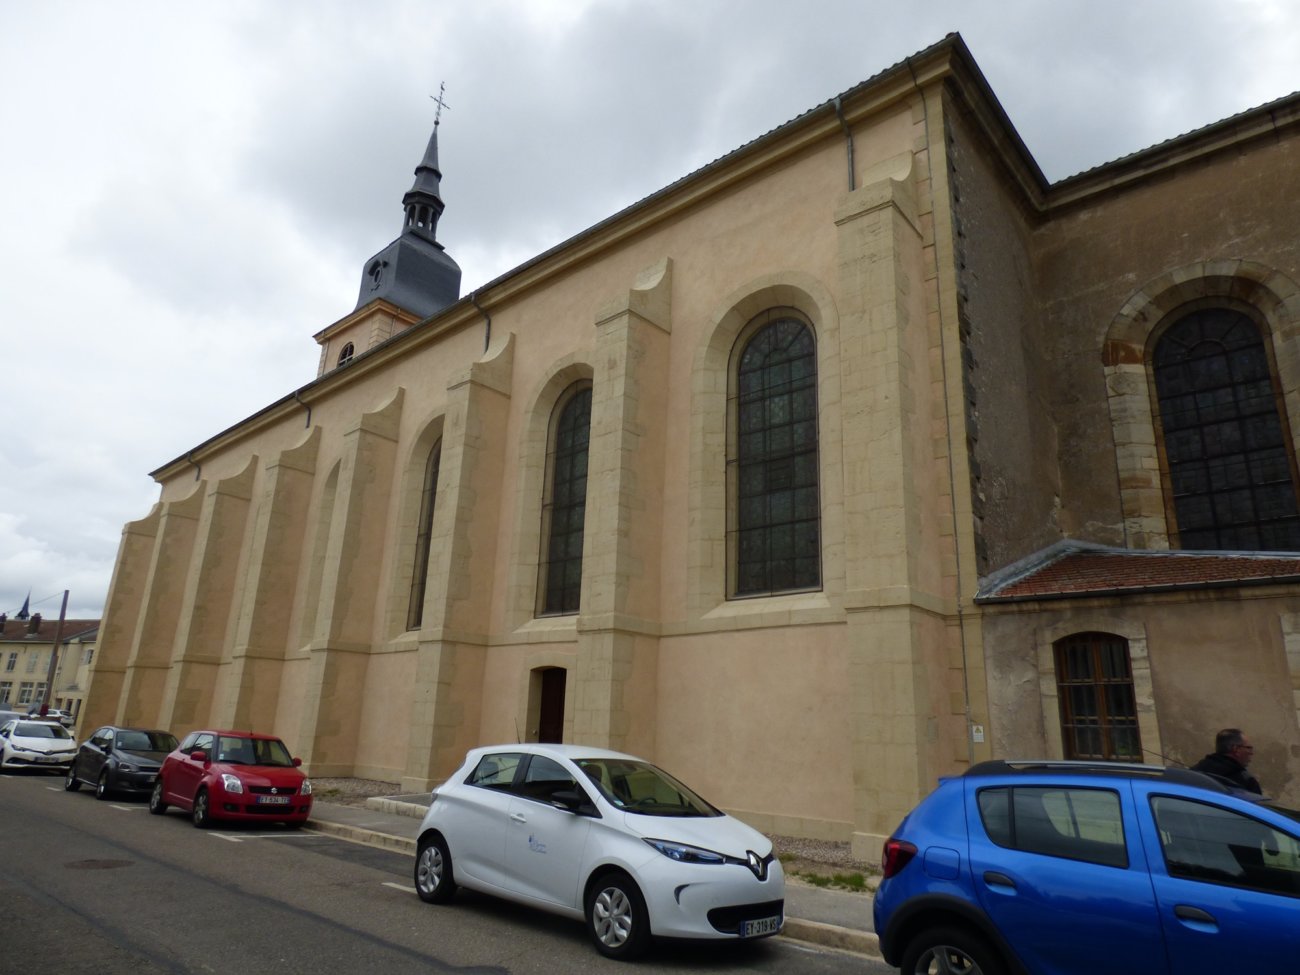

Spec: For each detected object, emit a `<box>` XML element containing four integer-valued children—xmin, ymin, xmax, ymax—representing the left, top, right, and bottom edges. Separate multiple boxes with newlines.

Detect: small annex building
<box><xmin>83</xmin><ymin>34</ymin><xmax>1300</xmax><ymax>859</ymax></box>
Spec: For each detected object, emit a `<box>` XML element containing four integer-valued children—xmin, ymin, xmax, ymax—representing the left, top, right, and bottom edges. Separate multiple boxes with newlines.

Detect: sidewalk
<box><xmin>304</xmin><ymin>795</ymin><xmax>880</xmax><ymax>958</ymax></box>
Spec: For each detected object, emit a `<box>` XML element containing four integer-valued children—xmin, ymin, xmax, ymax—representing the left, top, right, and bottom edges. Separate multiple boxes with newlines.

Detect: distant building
<box><xmin>84</xmin><ymin>34</ymin><xmax>1300</xmax><ymax>859</ymax></box>
<box><xmin>0</xmin><ymin>612</ymin><xmax>98</xmax><ymax>725</ymax></box>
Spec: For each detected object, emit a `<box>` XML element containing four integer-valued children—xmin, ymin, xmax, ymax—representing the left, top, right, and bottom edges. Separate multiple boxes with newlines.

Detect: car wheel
<box><xmin>149</xmin><ymin>780</ymin><xmax>168</xmax><ymax>815</ymax></box>
<box><xmin>586</xmin><ymin>871</ymin><xmax>651</xmax><ymax>960</ymax></box>
<box><xmin>900</xmin><ymin>925</ymin><xmax>1006</xmax><ymax>975</ymax></box>
<box><xmin>414</xmin><ymin>834</ymin><xmax>457</xmax><ymax>904</ymax></box>
<box><xmin>64</xmin><ymin>764</ymin><xmax>81</xmax><ymax>792</ymax></box>
<box><xmin>192</xmin><ymin>788</ymin><xmax>212</xmax><ymax>828</ymax></box>
<box><xmin>95</xmin><ymin>769</ymin><xmax>112</xmax><ymax>801</ymax></box>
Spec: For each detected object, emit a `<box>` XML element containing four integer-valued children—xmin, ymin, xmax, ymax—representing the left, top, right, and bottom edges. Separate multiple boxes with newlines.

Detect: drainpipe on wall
<box><xmin>293</xmin><ymin>389</ymin><xmax>313</xmax><ymax>429</ymax></box>
<box><xmin>470</xmin><ymin>292</ymin><xmax>492</xmax><ymax>354</ymax></box>
<box><xmin>832</xmin><ymin>96</ymin><xmax>856</xmax><ymax>192</ymax></box>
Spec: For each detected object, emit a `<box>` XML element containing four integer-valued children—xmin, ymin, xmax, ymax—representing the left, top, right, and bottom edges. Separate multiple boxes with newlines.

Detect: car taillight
<box><xmin>880</xmin><ymin>838</ymin><xmax>918</xmax><ymax>879</ymax></box>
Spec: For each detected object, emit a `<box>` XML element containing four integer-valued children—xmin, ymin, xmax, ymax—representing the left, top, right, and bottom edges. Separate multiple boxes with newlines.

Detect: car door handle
<box><xmin>1174</xmin><ymin>905</ymin><xmax>1217</xmax><ymax>925</ymax></box>
<box><xmin>509</xmin><ymin>812</ymin><xmax>527</xmax><ymax>824</ymax></box>
<box><xmin>983</xmin><ymin>871</ymin><xmax>1016</xmax><ymax>889</ymax></box>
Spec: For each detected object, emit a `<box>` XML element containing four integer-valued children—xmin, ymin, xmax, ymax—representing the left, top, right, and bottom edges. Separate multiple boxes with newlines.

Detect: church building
<box><xmin>83</xmin><ymin>34</ymin><xmax>1300</xmax><ymax>859</ymax></box>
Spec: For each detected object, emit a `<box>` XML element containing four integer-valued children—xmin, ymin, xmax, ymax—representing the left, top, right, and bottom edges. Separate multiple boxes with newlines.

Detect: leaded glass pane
<box><xmin>728</xmin><ymin>316</ymin><xmax>821</xmax><ymax>596</ymax></box>
<box><xmin>1154</xmin><ymin>309</ymin><xmax>1300</xmax><ymax>551</ymax></box>
<box><xmin>540</xmin><ymin>386</ymin><xmax>591</xmax><ymax>615</ymax></box>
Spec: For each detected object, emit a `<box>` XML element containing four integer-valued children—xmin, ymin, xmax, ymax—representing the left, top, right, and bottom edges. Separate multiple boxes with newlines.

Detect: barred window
<box><xmin>406</xmin><ymin>439</ymin><xmax>442</xmax><ymax>630</ymax></box>
<box><xmin>1153</xmin><ymin>308</ymin><xmax>1300</xmax><ymax>550</ymax></box>
<box><xmin>728</xmin><ymin>313</ymin><xmax>821</xmax><ymax>597</ymax></box>
<box><xmin>1054</xmin><ymin>632</ymin><xmax>1141</xmax><ymax>761</ymax></box>
<box><xmin>539</xmin><ymin>384</ymin><xmax>591</xmax><ymax>616</ymax></box>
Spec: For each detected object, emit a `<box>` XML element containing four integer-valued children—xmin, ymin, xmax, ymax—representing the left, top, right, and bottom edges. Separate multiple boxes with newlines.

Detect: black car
<box><xmin>65</xmin><ymin>726</ymin><xmax>178</xmax><ymax>800</ymax></box>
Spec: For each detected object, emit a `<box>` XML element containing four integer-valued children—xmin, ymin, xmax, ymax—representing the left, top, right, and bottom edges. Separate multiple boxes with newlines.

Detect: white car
<box><xmin>414</xmin><ymin>743</ymin><xmax>785</xmax><ymax>959</ymax></box>
<box><xmin>0</xmin><ymin>718</ymin><xmax>78</xmax><ymax>773</ymax></box>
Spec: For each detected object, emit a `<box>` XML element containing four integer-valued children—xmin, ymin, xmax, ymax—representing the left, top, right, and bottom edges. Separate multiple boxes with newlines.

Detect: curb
<box><xmin>781</xmin><ymin>917</ymin><xmax>881</xmax><ymax>957</ymax></box>
<box><xmin>305</xmin><ymin>819</ymin><xmax>416</xmax><ymax>854</ymax></box>
<box><xmin>304</xmin><ymin>816</ymin><xmax>881</xmax><ymax>959</ymax></box>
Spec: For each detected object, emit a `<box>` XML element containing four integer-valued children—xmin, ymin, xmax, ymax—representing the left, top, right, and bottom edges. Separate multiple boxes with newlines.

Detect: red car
<box><xmin>149</xmin><ymin>729</ymin><xmax>313</xmax><ymax>828</ymax></box>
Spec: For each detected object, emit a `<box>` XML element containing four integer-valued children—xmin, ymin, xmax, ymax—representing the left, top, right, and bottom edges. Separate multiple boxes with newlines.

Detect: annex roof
<box><xmin>976</xmin><ymin>540</ymin><xmax>1300</xmax><ymax>604</ymax></box>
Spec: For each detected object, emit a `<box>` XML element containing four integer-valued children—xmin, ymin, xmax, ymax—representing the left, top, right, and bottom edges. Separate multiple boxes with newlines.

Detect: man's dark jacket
<box><xmin>1191</xmin><ymin>752</ymin><xmax>1262</xmax><ymax>794</ymax></box>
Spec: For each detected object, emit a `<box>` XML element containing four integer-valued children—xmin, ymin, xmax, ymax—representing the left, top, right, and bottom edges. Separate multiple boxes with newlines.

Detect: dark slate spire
<box><xmin>354</xmin><ymin>103</ymin><xmax>461</xmax><ymax>319</ymax></box>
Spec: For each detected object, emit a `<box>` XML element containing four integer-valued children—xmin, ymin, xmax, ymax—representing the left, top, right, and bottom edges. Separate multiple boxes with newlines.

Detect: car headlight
<box><xmin>644</xmin><ymin>838</ymin><xmax>727</xmax><ymax>865</ymax></box>
<box><xmin>300</xmin><ymin>779</ymin><xmax>312</xmax><ymax>796</ymax></box>
<box><xmin>220</xmin><ymin>773</ymin><xmax>245</xmax><ymax>794</ymax></box>
<box><xmin>118</xmin><ymin>762</ymin><xmax>136</xmax><ymax>772</ymax></box>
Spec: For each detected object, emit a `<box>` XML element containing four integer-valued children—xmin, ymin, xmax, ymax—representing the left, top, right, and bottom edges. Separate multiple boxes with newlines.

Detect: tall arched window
<box><xmin>337</xmin><ymin>342</ymin><xmax>355</xmax><ymax>367</ymax></box>
<box><xmin>1153</xmin><ymin>308</ymin><xmax>1300</xmax><ymax>550</ymax></box>
<box><xmin>406</xmin><ymin>439</ymin><xmax>441</xmax><ymax>630</ymax></box>
<box><xmin>1054</xmin><ymin>632</ymin><xmax>1141</xmax><ymax>761</ymax></box>
<box><xmin>538</xmin><ymin>384</ymin><xmax>591</xmax><ymax>616</ymax></box>
<box><xmin>728</xmin><ymin>312</ymin><xmax>821</xmax><ymax>597</ymax></box>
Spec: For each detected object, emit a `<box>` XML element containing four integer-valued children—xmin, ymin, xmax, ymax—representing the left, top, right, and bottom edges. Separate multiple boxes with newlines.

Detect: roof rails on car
<box><xmin>965</xmin><ymin>759</ymin><xmax>1231</xmax><ymax>791</ymax></box>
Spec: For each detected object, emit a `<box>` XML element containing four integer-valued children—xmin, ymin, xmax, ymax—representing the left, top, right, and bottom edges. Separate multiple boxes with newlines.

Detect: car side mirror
<box><xmin>550</xmin><ymin>789</ymin><xmax>594</xmax><ymax>815</ymax></box>
<box><xmin>190</xmin><ymin>749</ymin><xmax>209</xmax><ymax>762</ymax></box>
<box><xmin>292</xmin><ymin>757</ymin><xmax>302</xmax><ymax>767</ymax></box>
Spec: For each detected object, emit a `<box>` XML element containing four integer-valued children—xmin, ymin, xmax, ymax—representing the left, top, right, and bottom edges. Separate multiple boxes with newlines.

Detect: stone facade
<box><xmin>83</xmin><ymin>36</ymin><xmax>1300</xmax><ymax>859</ymax></box>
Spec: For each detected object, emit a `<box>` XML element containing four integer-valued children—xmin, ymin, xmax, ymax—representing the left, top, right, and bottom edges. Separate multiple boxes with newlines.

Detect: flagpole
<box><xmin>38</xmin><ymin>590</ymin><xmax>68</xmax><ymax>716</ymax></box>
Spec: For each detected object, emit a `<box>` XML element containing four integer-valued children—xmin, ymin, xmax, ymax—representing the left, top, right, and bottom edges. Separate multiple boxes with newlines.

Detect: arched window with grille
<box><xmin>727</xmin><ymin>312</ymin><xmax>821</xmax><ymax>597</ymax></box>
<box><xmin>538</xmin><ymin>383</ymin><xmax>591</xmax><ymax>616</ymax></box>
<box><xmin>337</xmin><ymin>342</ymin><xmax>355</xmax><ymax>367</ymax></box>
<box><xmin>406</xmin><ymin>439</ymin><xmax>441</xmax><ymax>630</ymax></box>
<box><xmin>1153</xmin><ymin>308</ymin><xmax>1300</xmax><ymax>550</ymax></box>
<box><xmin>1054</xmin><ymin>632</ymin><xmax>1141</xmax><ymax>761</ymax></box>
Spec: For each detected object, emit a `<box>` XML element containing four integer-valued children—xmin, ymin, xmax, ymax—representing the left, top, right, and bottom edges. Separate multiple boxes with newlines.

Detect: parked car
<box><xmin>149</xmin><ymin>729</ymin><xmax>313</xmax><ymax>828</ymax></box>
<box><xmin>0</xmin><ymin>719</ymin><xmax>78</xmax><ymax>773</ymax></box>
<box><xmin>414</xmin><ymin>743</ymin><xmax>784</xmax><ymax>959</ymax></box>
<box><xmin>65</xmin><ymin>726</ymin><xmax>179</xmax><ymax>800</ymax></box>
<box><xmin>873</xmin><ymin>760</ymin><xmax>1300</xmax><ymax>975</ymax></box>
<box><xmin>25</xmin><ymin>705</ymin><xmax>74</xmax><ymax>728</ymax></box>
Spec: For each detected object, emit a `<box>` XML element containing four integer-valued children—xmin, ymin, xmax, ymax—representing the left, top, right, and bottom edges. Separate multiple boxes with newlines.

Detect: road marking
<box><xmin>383</xmin><ymin>882</ymin><xmax>415</xmax><ymax>894</ymax></box>
<box><xmin>206</xmin><ymin>832</ymin><xmax>317</xmax><ymax>841</ymax></box>
<box><xmin>110</xmin><ymin>804</ymin><xmax>141</xmax><ymax>811</ymax></box>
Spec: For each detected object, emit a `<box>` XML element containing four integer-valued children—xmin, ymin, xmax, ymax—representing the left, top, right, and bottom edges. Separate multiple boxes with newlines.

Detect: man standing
<box><xmin>1191</xmin><ymin>728</ymin><xmax>1262</xmax><ymax>794</ymax></box>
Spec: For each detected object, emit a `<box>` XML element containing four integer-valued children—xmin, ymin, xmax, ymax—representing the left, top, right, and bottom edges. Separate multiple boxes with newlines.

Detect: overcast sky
<box><xmin>3</xmin><ymin>0</ymin><xmax>1299</xmax><ymax>620</ymax></box>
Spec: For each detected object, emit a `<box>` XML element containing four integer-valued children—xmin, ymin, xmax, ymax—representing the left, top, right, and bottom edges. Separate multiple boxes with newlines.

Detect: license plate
<box><xmin>741</xmin><ymin>915</ymin><xmax>781</xmax><ymax>938</ymax></box>
<box><xmin>256</xmin><ymin>795</ymin><xmax>291</xmax><ymax>805</ymax></box>
<box><xmin>38</xmin><ymin>755</ymin><xmax>60</xmax><ymax>764</ymax></box>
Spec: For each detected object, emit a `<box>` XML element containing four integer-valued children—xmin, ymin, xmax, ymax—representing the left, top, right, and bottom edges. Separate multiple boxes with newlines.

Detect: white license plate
<box><xmin>257</xmin><ymin>795</ymin><xmax>291</xmax><ymax>805</ymax></box>
<box><xmin>741</xmin><ymin>915</ymin><xmax>781</xmax><ymax>938</ymax></box>
<box><xmin>37</xmin><ymin>755</ymin><xmax>61</xmax><ymax>764</ymax></box>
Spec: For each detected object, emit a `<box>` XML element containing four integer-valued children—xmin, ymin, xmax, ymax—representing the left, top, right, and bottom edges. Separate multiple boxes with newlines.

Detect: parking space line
<box><xmin>383</xmin><ymin>882</ymin><xmax>415</xmax><ymax>894</ymax></box>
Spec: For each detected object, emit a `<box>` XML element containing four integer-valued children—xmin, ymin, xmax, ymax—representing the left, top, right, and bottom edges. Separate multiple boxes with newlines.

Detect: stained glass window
<box><xmin>540</xmin><ymin>385</ymin><xmax>591</xmax><ymax>615</ymax></box>
<box><xmin>1154</xmin><ymin>309</ymin><xmax>1300</xmax><ymax>550</ymax></box>
<box><xmin>407</xmin><ymin>439</ymin><xmax>441</xmax><ymax>630</ymax></box>
<box><xmin>728</xmin><ymin>315</ymin><xmax>821</xmax><ymax>596</ymax></box>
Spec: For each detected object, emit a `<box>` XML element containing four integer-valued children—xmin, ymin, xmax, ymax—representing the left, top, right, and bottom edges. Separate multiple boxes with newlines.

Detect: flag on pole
<box><xmin>16</xmin><ymin>591</ymin><xmax>30</xmax><ymax>620</ymax></box>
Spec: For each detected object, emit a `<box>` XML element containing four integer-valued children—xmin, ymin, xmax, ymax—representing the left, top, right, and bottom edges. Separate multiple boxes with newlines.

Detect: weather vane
<box><xmin>430</xmin><ymin>82</ymin><xmax>450</xmax><ymax>127</ymax></box>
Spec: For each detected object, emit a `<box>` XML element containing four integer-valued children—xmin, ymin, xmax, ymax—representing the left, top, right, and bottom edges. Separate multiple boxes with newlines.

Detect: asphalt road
<box><xmin>0</xmin><ymin>771</ymin><xmax>895</xmax><ymax>975</ymax></box>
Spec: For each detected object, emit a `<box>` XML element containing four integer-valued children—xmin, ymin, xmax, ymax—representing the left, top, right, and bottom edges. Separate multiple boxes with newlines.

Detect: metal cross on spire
<box><xmin>430</xmin><ymin>82</ymin><xmax>450</xmax><ymax>127</ymax></box>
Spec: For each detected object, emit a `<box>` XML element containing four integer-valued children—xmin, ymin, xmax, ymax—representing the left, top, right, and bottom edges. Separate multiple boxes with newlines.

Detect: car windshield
<box><xmin>118</xmin><ymin>730</ymin><xmax>178</xmax><ymax>752</ymax></box>
<box><xmin>216</xmin><ymin>735</ymin><xmax>295</xmax><ymax>767</ymax></box>
<box><xmin>575</xmin><ymin>758</ymin><xmax>720</xmax><ymax>817</ymax></box>
<box><xmin>16</xmin><ymin>722</ymin><xmax>71</xmax><ymax>740</ymax></box>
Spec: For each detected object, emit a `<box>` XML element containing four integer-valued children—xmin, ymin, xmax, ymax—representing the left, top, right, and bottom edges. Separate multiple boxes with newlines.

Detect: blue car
<box><xmin>873</xmin><ymin>760</ymin><xmax>1300</xmax><ymax>974</ymax></box>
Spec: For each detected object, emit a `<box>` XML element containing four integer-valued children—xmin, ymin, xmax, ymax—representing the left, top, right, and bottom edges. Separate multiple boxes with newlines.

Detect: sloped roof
<box><xmin>0</xmin><ymin>618</ymin><xmax>100</xmax><ymax>643</ymax></box>
<box><xmin>977</xmin><ymin>540</ymin><xmax>1300</xmax><ymax>603</ymax></box>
